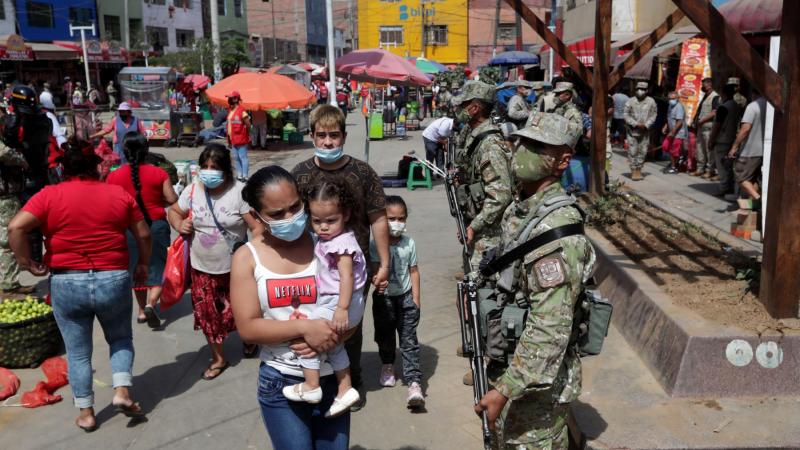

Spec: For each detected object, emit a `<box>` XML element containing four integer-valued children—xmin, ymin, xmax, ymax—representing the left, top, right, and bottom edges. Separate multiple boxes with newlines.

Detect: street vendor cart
<box><xmin>118</xmin><ymin>67</ymin><xmax>176</xmax><ymax>143</ymax></box>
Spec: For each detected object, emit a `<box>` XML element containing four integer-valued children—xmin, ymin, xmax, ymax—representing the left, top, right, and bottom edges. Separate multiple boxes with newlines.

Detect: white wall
<box><xmin>0</xmin><ymin>0</ymin><xmax>16</xmax><ymax>37</ymax></box>
<box><xmin>142</xmin><ymin>0</ymin><xmax>204</xmax><ymax>53</ymax></box>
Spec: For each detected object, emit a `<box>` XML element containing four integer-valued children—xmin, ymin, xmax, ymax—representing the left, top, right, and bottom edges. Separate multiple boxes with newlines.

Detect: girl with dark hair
<box><xmin>107</xmin><ymin>132</ymin><xmax>178</xmax><ymax>329</ymax></box>
<box><xmin>8</xmin><ymin>138</ymin><xmax>152</xmax><ymax>432</ymax></box>
<box><xmin>167</xmin><ymin>143</ymin><xmax>259</xmax><ymax>380</ymax></box>
<box><xmin>231</xmin><ymin>166</ymin><xmax>350</xmax><ymax>449</ymax></box>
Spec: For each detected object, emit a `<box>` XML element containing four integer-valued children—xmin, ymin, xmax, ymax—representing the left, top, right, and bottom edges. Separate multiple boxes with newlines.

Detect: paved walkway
<box><xmin>608</xmin><ymin>148</ymin><xmax>763</xmax><ymax>256</ymax></box>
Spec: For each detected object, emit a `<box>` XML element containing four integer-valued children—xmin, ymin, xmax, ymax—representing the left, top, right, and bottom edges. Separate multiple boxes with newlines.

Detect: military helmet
<box><xmin>10</xmin><ymin>85</ymin><xmax>37</xmax><ymax>114</ymax></box>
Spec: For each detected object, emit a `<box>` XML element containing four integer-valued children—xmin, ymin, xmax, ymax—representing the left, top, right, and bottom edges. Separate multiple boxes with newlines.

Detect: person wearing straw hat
<box><xmin>623</xmin><ymin>81</ymin><xmax>657</xmax><ymax>181</ymax></box>
<box><xmin>90</xmin><ymin>102</ymin><xmax>145</xmax><ymax>164</ymax></box>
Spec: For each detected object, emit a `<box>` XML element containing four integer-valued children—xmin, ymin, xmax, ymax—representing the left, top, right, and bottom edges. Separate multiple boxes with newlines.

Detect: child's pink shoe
<box><xmin>379</xmin><ymin>364</ymin><xmax>396</xmax><ymax>387</ymax></box>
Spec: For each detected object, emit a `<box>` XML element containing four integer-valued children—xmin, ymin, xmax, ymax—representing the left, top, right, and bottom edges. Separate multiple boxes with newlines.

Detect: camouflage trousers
<box><xmin>627</xmin><ymin>133</ymin><xmax>649</xmax><ymax>170</ymax></box>
<box><xmin>0</xmin><ymin>195</ymin><xmax>21</xmax><ymax>290</ymax></box>
<box><xmin>494</xmin><ymin>391</ymin><xmax>570</xmax><ymax>450</ymax></box>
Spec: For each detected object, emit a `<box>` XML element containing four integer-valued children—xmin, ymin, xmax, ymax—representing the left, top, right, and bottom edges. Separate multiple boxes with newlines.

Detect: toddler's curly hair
<box><xmin>303</xmin><ymin>179</ymin><xmax>362</xmax><ymax>233</ymax></box>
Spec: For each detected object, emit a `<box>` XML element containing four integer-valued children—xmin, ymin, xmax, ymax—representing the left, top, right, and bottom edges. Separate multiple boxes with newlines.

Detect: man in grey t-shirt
<box><xmin>729</xmin><ymin>96</ymin><xmax>766</xmax><ymax>201</ymax></box>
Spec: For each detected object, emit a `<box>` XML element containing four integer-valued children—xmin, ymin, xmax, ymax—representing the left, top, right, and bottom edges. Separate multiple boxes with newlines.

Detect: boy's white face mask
<box><xmin>388</xmin><ymin>221</ymin><xmax>406</xmax><ymax>237</ymax></box>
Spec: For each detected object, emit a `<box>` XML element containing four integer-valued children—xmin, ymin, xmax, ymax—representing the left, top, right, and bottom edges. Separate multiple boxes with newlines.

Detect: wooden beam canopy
<box><xmin>503</xmin><ymin>0</ymin><xmax>594</xmax><ymax>87</ymax></box>
<box><xmin>670</xmin><ymin>0</ymin><xmax>785</xmax><ymax>112</ymax></box>
<box><xmin>759</xmin><ymin>0</ymin><xmax>800</xmax><ymax>318</ymax></box>
<box><xmin>589</xmin><ymin>0</ymin><xmax>611</xmax><ymax>196</ymax></box>
<box><xmin>609</xmin><ymin>8</ymin><xmax>685</xmax><ymax>89</ymax></box>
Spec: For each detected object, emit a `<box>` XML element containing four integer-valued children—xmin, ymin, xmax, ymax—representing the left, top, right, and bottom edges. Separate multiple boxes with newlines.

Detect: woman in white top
<box><xmin>231</xmin><ymin>166</ymin><xmax>348</xmax><ymax>449</ymax></box>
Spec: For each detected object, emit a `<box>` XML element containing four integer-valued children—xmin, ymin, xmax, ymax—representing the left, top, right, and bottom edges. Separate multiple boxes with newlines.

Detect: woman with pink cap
<box><xmin>90</xmin><ymin>102</ymin><xmax>146</xmax><ymax>164</ymax></box>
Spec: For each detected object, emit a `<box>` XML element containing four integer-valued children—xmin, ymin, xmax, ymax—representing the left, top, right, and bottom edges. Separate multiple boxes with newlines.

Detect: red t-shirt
<box><xmin>106</xmin><ymin>164</ymin><xmax>169</xmax><ymax>221</ymax></box>
<box><xmin>22</xmin><ymin>179</ymin><xmax>144</xmax><ymax>270</ymax></box>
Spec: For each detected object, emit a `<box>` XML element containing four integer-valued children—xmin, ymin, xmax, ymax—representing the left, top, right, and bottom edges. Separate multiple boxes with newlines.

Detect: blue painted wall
<box><xmin>16</xmin><ymin>0</ymin><xmax>98</xmax><ymax>42</ymax></box>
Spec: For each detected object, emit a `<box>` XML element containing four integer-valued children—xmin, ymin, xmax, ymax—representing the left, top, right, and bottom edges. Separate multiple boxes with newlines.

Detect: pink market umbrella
<box><xmin>335</xmin><ymin>49</ymin><xmax>432</xmax><ymax>86</ymax></box>
<box><xmin>184</xmin><ymin>74</ymin><xmax>210</xmax><ymax>90</ymax></box>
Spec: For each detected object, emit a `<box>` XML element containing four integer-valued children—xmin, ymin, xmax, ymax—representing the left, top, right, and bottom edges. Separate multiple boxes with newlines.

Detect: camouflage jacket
<box><xmin>456</xmin><ymin>119</ymin><xmax>513</xmax><ymax>237</ymax></box>
<box><xmin>0</xmin><ymin>141</ymin><xmax>27</xmax><ymax>196</ymax></box>
<box><xmin>492</xmin><ymin>183</ymin><xmax>596</xmax><ymax>403</ymax></box>
<box><xmin>507</xmin><ymin>94</ymin><xmax>530</xmax><ymax>123</ymax></box>
<box><xmin>624</xmin><ymin>96</ymin><xmax>657</xmax><ymax>136</ymax></box>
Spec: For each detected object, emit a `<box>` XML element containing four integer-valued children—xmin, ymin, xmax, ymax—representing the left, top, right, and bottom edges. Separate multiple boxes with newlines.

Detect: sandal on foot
<box><xmin>144</xmin><ymin>306</ymin><xmax>161</xmax><ymax>329</ymax></box>
<box><xmin>136</xmin><ymin>316</ymin><xmax>147</xmax><ymax>324</ymax></box>
<box><xmin>282</xmin><ymin>383</ymin><xmax>322</xmax><ymax>404</ymax></box>
<box><xmin>113</xmin><ymin>401</ymin><xmax>145</xmax><ymax>418</ymax></box>
<box><xmin>202</xmin><ymin>362</ymin><xmax>230</xmax><ymax>380</ymax></box>
<box><xmin>325</xmin><ymin>388</ymin><xmax>360</xmax><ymax>418</ymax></box>
<box><xmin>76</xmin><ymin>418</ymin><xmax>98</xmax><ymax>432</ymax></box>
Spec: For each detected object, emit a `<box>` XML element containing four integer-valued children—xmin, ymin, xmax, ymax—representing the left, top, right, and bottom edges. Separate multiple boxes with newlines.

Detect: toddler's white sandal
<box><xmin>325</xmin><ymin>388</ymin><xmax>360</xmax><ymax>418</ymax></box>
<box><xmin>282</xmin><ymin>383</ymin><xmax>322</xmax><ymax>404</ymax></box>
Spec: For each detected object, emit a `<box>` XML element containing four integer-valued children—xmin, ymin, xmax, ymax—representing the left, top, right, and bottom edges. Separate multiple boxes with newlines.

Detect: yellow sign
<box><xmin>6</xmin><ymin>34</ymin><xmax>26</xmax><ymax>52</ymax></box>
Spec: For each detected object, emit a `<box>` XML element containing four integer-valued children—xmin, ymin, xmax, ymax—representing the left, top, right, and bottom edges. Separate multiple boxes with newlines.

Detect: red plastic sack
<box><xmin>0</xmin><ymin>367</ymin><xmax>20</xmax><ymax>401</ymax></box>
<box><xmin>21</xmin><ymin>381</ymin><xmax>62</xmax><ymax>408</ymax></box>
<box><xmin>161</xmin><ymin>235</ymin><xmax>191</xmax><ymax>310</ymax></box>
<box><xmin>20</xmin><ymin>356</ymin><xmax>68</xmax><ymax>408</ymax></box>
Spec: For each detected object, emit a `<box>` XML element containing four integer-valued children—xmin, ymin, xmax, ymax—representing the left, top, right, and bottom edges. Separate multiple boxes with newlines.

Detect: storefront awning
<box><xmin>54</xmin><ymin>40</ymin><xmax>128</xmax><ymax>63</ymax></box>
<box><xmin>539</xmin><ymin>32</ymin><xmax>649</xmax><ymax>67</ymax></box>
<box><xmin>30</xmin><ymin>42</ymin><xmax>79</xmax><ymax>61</ymax></box>
<box><xmin>621</xmin><ymin>26</ymin><xmax>699</xmax><ymax>79</ymax></box>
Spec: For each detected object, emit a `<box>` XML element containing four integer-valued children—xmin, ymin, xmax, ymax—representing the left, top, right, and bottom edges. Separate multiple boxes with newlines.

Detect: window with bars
<box><xmin>218</xmin><ymin>0</ymin><xmax>226</xmax><ymax>15</ymax></box>
<box><xmin>425</xmin><ymin>25</ymin><xmax>447</xmax><ymax>45</ymax></box>
<box><xmin>379</xmin><ymin>26</ymin><xmax>404</xmax><ymax>45</ymax></box>
<box><xmin>234</xmin><ymin>0</ymin><xmax>242</xmax><ymax>17</ymax></box>
<box><xmin>104</xmin><ymin>15</ymin><xmax>122</xmax><ymax>41</ymax></box>
<box><xmin>147</xmin><ymin>26</ymin><xmax>169</xmax><ymax>50</ymax></box>
<box><xmin>26</xmin><ymin>1</ymin><xmax>54</xmax><ymax>28</ymax></box>
<box><xmin>176</xmin><ymin>29</ymin><xmax>195</xmax><ymax>47</ymax></box>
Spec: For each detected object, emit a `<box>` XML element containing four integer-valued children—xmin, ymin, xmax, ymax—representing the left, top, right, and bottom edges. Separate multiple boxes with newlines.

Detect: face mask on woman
<box><xmin>314</xmin><ymin>147</ymin><xmax>344</xmax><ymax>164</ymax></box>
<box><xmin>258</xmin><ymin>209</ymin><xmax>308</xmax><ymax>242</ymax></box>
<box><xmin>199</xmin><ymin>169</ymin><xmax>225</xmax><ymax>189</ymax></box>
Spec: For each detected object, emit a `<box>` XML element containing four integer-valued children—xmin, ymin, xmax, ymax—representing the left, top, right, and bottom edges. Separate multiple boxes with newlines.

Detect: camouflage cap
<box><xmin>512</xmin><ymin>112</ymin><xmax>582</xmax><ymax>150</ymax></box>
<box><xmin>452</xmin><ymin>81</ymin><xmax>495</xmax><ymax>106</ymax></box>
<box><xmin>532</xmin><ymin>81</ymin><xmax>545</xmax><ymax>90</ymax></box>
<box><xmin>726</xmin><ymin>77</ymin><xmax>740</xmax><ymax>86</ymax></box>
<box><xmin>635</xmin><ymin>81</ymin><xmax>648</xmax><ymax>89</ymax></box>
<box><xmin>553</xmin><ymin>81</ymin><xmax>574</xmax><ymax>93</ymax></box>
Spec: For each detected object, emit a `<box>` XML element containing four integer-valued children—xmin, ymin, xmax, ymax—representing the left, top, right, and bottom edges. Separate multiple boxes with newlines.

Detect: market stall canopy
<box><xmin>266</xmin><ymin>64</ymin><xmax>312</xmax><ymax>87</ymax></box>
<box><xmin>205</xmin><ymin>72</ymin><xmax>316</xmax><ymax>110</ymax></box>
<box><xmin>617</xmin><ymin>26</ymin><xmax>700</xmax><ymax>79</ymax></box>
<box><xmin>295</xmin><ymin>62</ymin><xmax>323</xmax><ymax>72</ymax></box>
<box><xmin>718</xmin><ymin>0</ymin><xmax>782</xmax><ymax>34</ymax></box>
<box><xmin>407</xmin><ymin>57</ymin><xmax>448</xmax><ymax>74</ymax></box>
<box><xmin>540</xmin><ymin>34</ymin><xmax>646</xmax><ymax>68</ymax></box>
<box><xmin>53</xmin><ymin>40</ymin><xmax>127</xmax><ymax>63</ymax></box>
<box><xmin>335</xmin><ymin>49</ymin><xmax>432</xmax><ymax>86</ymax></box>
<box><xmin>489</xmin><ymin>50</ymin><xmax>540</xmax><ymax>66</ymax></box>
<box><xmin>184</xmin><ymin>74</ymin><xmax>210</xmax><ymax>90</ymax></box>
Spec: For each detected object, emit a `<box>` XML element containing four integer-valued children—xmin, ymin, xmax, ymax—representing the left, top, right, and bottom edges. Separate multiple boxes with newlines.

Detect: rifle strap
<box><xmin>480</xmin><ymin>223</ymin><xmax>585</xmax><ymax>277</ymax></box>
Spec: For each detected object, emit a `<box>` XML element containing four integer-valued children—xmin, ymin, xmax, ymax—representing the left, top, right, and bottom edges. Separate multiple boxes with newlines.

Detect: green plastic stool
<box><xmin>407</xmin><ymin>161</ymin><xmax>432</xmax><ymax>190</ymax></box>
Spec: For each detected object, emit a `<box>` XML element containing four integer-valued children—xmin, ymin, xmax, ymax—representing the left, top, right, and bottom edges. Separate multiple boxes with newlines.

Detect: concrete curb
<box><xmin>588</xmin><ymin>228</ymin><xmax>799</xmax><ymax>397</ymax></box>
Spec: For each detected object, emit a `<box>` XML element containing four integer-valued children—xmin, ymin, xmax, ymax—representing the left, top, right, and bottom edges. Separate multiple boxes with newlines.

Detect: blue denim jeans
<box><xmin>232</xmin><ymin>144</ymin><xmax>249</xmax><ymax>178</ymax></box>
<box><xmin>50</xmin><ymin>270</ymin><xmax>134</xmax><ymax>408</ymax></box>
<box><xmin>258</xmin><ymin>363</ymin><xmax>350</xmax><ymax>450</ymax></box>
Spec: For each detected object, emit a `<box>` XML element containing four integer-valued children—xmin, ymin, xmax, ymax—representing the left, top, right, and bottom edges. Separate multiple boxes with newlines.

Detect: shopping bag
<box><xmin>0</xmin><ymin>367</ymin><xmax>20</xmax><ymax>401</ymax></box>
<box><xmin>161</xmin><ymin>235</ymin><xmax>190</xmax><ymax>310</ymax></box>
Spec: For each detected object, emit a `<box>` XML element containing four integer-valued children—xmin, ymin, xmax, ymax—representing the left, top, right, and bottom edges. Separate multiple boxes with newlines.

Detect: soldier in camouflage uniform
<box><xmin>506</xmin><ymin>81</ymin><xmax>532</xmax><ymax>128</ymax></box>
<box><xmin>437</xmin><ymin>84</ymin><xmax>454</xmax><ymax>118</ymax></box>
<box><xmin>452</xmin><ymin>81</ymin><xmax>513</xmax><ymax>270</ymax></box>
<box><xmin>0</xmin><ymin>140</ymin><xmax>31</xmax><ymax>294</ymax></box>
<box><xmin>531</xmin><ymin>82</ymin><xmax>546</xmax><ymax>112</ymax></box>
<box><xmin>624</xmin><ymin>81</ymin><xmax>657</xmax><ymax>181</ymax></box>
<box><xmin>475</xmin><ymin>113</ymin><xmax>596</xmax><ymax>450</ymax></box>
<box><xmin>529</xmin><ymin>82</ymin><xmax>582</xmax><ymax>130</ymax></box>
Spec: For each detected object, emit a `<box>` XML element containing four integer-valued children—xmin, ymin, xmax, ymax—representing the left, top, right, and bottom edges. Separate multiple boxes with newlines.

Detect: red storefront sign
<box><xmin>53</xmin><ymin>40</ymin><xmax>128</xmax><ymax>63</ymax></box>
<box><xmin>540</xmin><ymin>36</ymin><xmax>628</xmax><ymax>68</ymax></box>
<box><xmin>0</xmin><ymin>35</ymin><xmax>34</xmax><ymax>61</ymax></box>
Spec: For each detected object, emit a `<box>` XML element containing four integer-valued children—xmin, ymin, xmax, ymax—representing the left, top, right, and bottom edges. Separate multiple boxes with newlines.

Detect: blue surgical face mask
<box><xmin>258</xmin><ymin>209</ymin><xmax>308</xmax><ymax>242</ymax></box>
<box><xmin>315</xmin><ymin>146</ymin><xmax>344</xmax><ymax>164</ymax></box>
<box><xmin>199</xmin><ymin>169</ymin><xmax>225</xmax><ymax>189</ymax></box>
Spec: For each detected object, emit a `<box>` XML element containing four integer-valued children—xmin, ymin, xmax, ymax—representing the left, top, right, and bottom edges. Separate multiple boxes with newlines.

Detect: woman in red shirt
<box><xmin>8</xmin><ymin>138</ymin><xmax>152</xmax><ymax>432</ymax></box>
<box><xmin>107</xmin><ymin>132</ymin><xmax>178</xmax><ymax>329</ymax></box>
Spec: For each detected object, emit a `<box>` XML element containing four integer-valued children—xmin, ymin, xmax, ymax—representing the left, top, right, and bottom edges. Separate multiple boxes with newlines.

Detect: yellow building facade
<box><xmin>357</xmin><ymin>0</ymin><xmax>468</xmax><ymax>64</ymax></box>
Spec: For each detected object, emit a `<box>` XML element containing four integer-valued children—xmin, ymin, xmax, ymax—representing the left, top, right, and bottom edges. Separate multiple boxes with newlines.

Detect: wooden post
<box><xmin>670</xmin><ymin>0</ymin><xmax>784</xmax><ymax>112</ymax></box>
<box><xmin>589</xmin><ymin>0</ymin><xmax>611</xmax><ymax>196</ymax></box>
<box><xmin>503</xmin><ymin>0</ymin><xmax>593</xmax><ymax>87</ymax></box>
<box><xmin>759</xmin><ymin>0</ymin><xmax>800</xmax><ymax>318</ymax></box>
<box><xmin>609</xmin><ymin>8</ymin><xmax>685</xmax><ymax>89</ymax></box>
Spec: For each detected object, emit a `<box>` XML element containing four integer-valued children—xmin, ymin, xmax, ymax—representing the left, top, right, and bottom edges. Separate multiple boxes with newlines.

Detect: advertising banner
<box><xmin>676</xmin><ymin>37</ymin><xmax>711</xmax><ymax>124</ymax></box>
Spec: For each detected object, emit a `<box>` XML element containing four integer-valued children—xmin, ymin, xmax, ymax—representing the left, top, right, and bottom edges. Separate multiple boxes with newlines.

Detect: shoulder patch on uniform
<box><xmin>534</xmin><ymin>255</ymin><xmax>565</xmax><ymax>288</ymax></box>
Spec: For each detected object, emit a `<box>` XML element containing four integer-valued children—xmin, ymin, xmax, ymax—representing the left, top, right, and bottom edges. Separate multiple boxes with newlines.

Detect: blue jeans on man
<box><xmin>231</xmin><ymin>144</ymin><xmax>249</xmax><ymax>179</ymax></box>
<box><xmin>50</xmin><ymin>270</ymin><xmax>134</xmax><ymax>408</ymax></box>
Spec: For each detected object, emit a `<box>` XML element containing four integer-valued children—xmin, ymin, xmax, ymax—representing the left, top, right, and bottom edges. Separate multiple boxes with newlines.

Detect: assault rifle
<box><xmin>409</xmin><ymin>153</ymin><xmax>493</xmax><ymax>449</ymax></box>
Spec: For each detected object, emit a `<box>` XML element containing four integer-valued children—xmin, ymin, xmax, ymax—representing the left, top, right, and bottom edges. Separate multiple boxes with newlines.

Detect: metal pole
<box><xmin>421</xmin><ymin>0</ymin><xmax>426</xmax><ymax>58</ymax></box>
<box><xmin>325</xmin><ymin>0</ymin><xmax>337</xmax><ymax>106</ymax></box>
<box><xmin>209</xmin><ymin>0</ymin><xmax>222</xmax><ymax>80</ymax></box>
<box><xmin>515</xmin><ymin>0</ymin><xmax>523</xmax><ymax>77</ymax></box>
<box><xmin>123</xmin><ymin>0</ymin><xmax>130</xmax><ymax>49</ymax></box>
<box><xmin>70</xmin><ymin>23</ymin><xmax>96</xmax><ymax>92</ymax></box>
<box><xmin>493</xmin><ymin>0</ymin><xmax>501</xmax><ymax>58</ymax></box>
<box><xmin>271</xmin><ymin>0</ymin><xmax>278</xmax><ymax>63</ymax></box>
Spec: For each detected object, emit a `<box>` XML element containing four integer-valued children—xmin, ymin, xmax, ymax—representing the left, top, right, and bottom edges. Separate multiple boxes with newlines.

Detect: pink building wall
<box><xmin>469</xmin><ymin>0</ymin><xmax>550</xmax><ymax>68</ymax></box>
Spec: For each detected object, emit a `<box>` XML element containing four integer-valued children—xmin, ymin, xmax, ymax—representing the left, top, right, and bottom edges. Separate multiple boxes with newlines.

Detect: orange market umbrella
<box><xmin>205</xmin><ymin>72</ymin><xmax>316</xmax><ymax>110</ymax></box>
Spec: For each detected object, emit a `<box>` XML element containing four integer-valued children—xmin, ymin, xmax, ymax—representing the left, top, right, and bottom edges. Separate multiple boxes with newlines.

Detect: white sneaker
<box><xmin>282</xmin><ymin>383</ymin><xmax>322</xmax><ymax>404</ymax></box>
<box><xmin>407</xmin><ymin>382</ymin><xmax>425</xmax><ymax>409</ymax></box>
<box><xmin>379</xmin><ymin>364</ymin><xmax>396</xmax><ymax>387</ymax></box>
<box><xmin>325</xmin><ymin>387</ymin><xmax>360</xmax><ymax>418</ymax></box>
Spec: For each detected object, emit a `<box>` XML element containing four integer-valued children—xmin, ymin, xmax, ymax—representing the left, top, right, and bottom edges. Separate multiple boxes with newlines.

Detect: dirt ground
<box><xmin>585</xmin><ymin>189</ymin><xmax>800</xmax><ymax>334</ymax></box>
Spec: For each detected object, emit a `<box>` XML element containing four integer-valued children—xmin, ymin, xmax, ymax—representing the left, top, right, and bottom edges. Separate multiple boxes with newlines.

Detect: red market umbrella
<box><xmin>718</xmin><ymin>0</ymin><xmax>782</xmax><ymax>34</ymax></box>
<box><xmin>295</xmin><ymin>62</ymin><xmax>323</xmax><ymax>72</ymax></box>
<box><xmin>335</xmin><ymin>49</ymin><xmax>431</xmax><ymax>86</ymax></box>
<box><xmin>205</xmin><ymin>72</ymin><xmax>316</xmax><ymax>110</ymax></box>
<box><xmin>184</xmin><ymin>74</ymin><xmax>210</xmax><ymax>90</ymax></box>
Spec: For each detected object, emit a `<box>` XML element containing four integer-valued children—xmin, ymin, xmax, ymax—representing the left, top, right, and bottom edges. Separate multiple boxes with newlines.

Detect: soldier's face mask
<box><xmin>512</xmin><ymin>141</ymin><xmax>558</xmax><ymax>183</ymax></box>
<box><xmin>636</xmin><ymin>89</ymin><xmax>646</xmax><ymax>98</ymax></box>
<box><xmin>455</xmin><ymin>102</ymin><xmax>472</xmax><ymax>126</ymax></box>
